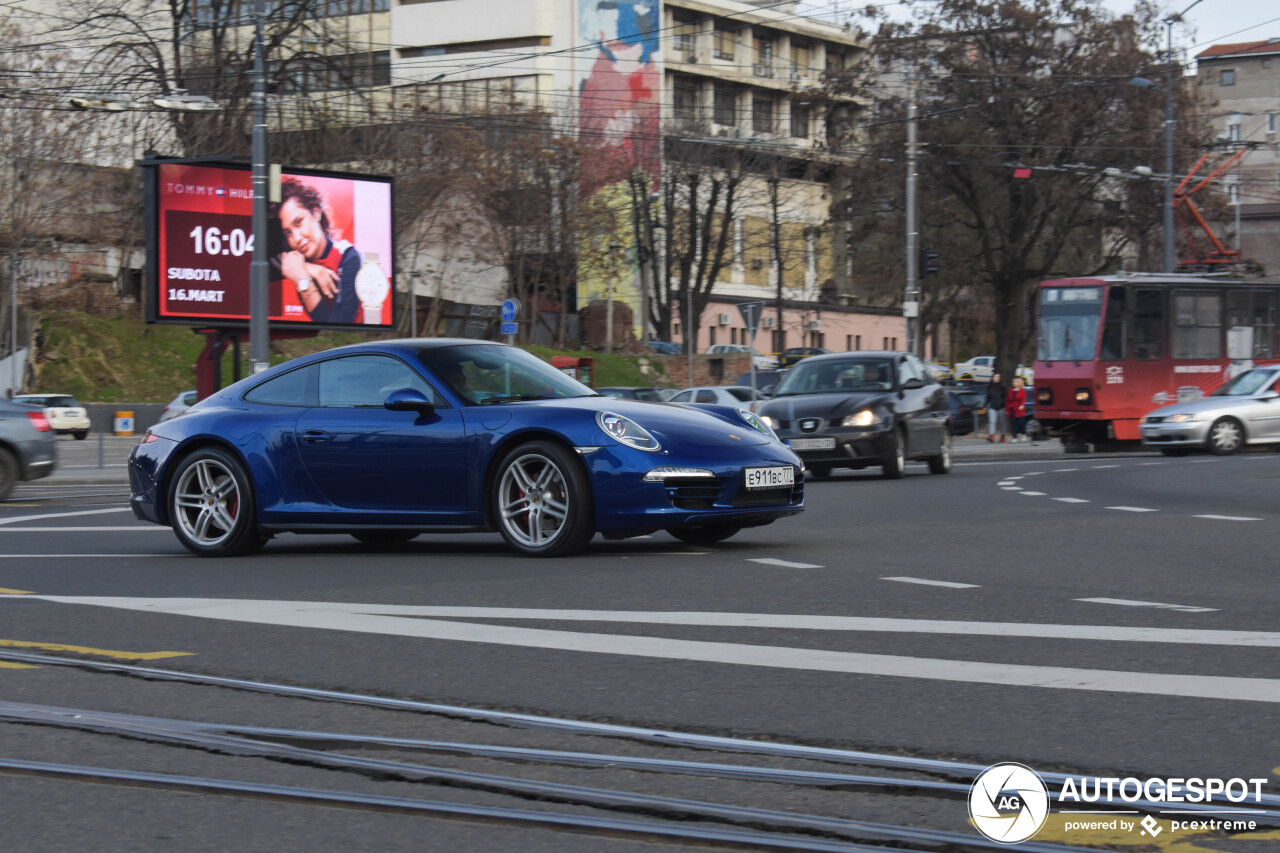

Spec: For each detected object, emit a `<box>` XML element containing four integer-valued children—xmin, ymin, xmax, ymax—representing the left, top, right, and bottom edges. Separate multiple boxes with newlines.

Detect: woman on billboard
<box><xmin>274</xmin><ymin>177</ymin><xmax>361</xmax><ymax>324</ymax></box>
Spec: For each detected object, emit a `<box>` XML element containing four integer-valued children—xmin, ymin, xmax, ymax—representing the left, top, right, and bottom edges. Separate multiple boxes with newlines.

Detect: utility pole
<box><xmin>904</xmin><ymin>71</ymin><xmax>921</xmax><ymax>356</ymax></box>
<box><xmin>769</xmin><ymin>176</ymin><xmax>783</xmax><ymax>352</ymax></box>
<box><xmin>249</xmin><ymin>0</ymin><xmax>270</xmax><ymax>373</ymax></box>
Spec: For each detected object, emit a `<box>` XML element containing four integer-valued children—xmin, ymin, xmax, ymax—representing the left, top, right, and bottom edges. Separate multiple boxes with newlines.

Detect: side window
<box><xmin>897</xmin><ymin>356</ymin><xmax>923</xmax><ymax>385</ymax></box>
<box><xmin>906</xmin><ymin>355</ymin><xmax>935</xmax><ymax>384</ymax></box>
<box><xmin>669</xmin><ymin>391</ymin><xmax>692</xmax><ymax>403</ymax></box>
<box><xmin>183</xmin><ymin>392</ymin><xmax>198</xmax><ymax>406</ymax></box>
<box><xmin>696</xmin><ymin>390</ymin><xmax>718</xmax><ymax>403</ymax></box>
<box><xmin>1100</xmin><ymin>286</ymin><xmax>1126</xmax><ymax>361</ymax></box>
<box><xmin>244</xmin><ymin>365</ymin><xmax>316</xmax><ymax>406</ymax></box>
<box><xmin>1131</xmin><ymin>289</ymin><xmax>1164</xmax><ymax>360</ymax></box>
<box><xmin>1227</xmin><ymin>289</ymin><xmax>1277</xmax><ymax>358</ymax></box>
<box><xmin>1171</xmin><ymin>290</ymin><xmax>1222</xmax><ymax>360</ymax></box>
<box><xmin>317</xmin><ymin>355</ymin><xmax>440</xmax><ymax>408</ymax></box>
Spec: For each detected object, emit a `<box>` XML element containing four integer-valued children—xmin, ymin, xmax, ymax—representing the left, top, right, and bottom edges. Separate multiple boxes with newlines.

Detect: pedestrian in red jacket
<box><xmin>1007</xmin><ymin>376</ymin><xmax>1029</xmax><ymax>442</ymax></box>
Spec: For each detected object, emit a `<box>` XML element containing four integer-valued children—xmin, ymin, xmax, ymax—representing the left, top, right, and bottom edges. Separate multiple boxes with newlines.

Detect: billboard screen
<box><xmin>147</xmin><ymin>162</ymin><xmax>394</xmax><ymax>329</ymax></box>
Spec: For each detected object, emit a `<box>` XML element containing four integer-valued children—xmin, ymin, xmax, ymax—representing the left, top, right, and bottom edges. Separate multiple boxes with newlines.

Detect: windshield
<box><xmin>772</xmin><ymin>357</ymin><xmax>895</xmax><ymax>396</ymax></box>
<box><xmin>1212</xmin><ymin>369</ymin><xmax>1280</xmax><ymax>397</ymax></box>
<box><xmin>419</xmin><ymin>345</ymin><xmax>596</xmax><ymax>405</ymax></box>
<box><xmin>1037</xmin><ymin>286</ymin><xmax>1102</xmax><ymax>362</ymax></box>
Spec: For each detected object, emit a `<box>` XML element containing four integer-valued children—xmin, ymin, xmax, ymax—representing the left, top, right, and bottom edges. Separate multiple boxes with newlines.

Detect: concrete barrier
<box><xmin>85</xmin><ymin>403</ymin><xmax>168</xmax><ymax>434</ymax></box>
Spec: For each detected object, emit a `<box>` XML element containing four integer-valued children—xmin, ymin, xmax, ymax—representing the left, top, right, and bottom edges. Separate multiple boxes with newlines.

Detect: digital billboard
<box><xmin>145</xmin><ymin>162</ymin><xmax>394</xmax><ymax>329</ymax></box>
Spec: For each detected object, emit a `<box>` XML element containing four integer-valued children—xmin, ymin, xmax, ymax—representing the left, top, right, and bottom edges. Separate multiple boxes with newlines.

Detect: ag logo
<box><xmin>968</xmin><ymin>763</ymin><xmax>1050</xmax><ymax>844</ymax></box>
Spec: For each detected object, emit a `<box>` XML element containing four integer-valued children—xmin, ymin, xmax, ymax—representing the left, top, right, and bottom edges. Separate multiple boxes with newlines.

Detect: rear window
<box><xmin>48</xmin><ymin>396</ymin><xmax>79</xmax><ymax>407</ymax></box>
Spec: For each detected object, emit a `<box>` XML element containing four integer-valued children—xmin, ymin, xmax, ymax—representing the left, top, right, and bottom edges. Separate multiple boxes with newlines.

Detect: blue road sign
<box><xmin>501</xmin><ymin>299</ymin><xmax>520</xmax><ymax>324</ymax></box>
<box><xmin>501</xmin><ymin>322</ymin><xmax>518</xmax><ymax>336</ymax></box>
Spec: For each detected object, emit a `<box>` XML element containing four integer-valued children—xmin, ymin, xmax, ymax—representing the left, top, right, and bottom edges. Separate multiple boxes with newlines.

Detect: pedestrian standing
<box><xmin>1007</xmin><ymin>376</ymin><xmax>1029</xmax><ymax>441</ymax></box>
<box><xmin>985</xmin><ymin>372</ymin><xmax>1008</xmax><ymax>442</ymax></box>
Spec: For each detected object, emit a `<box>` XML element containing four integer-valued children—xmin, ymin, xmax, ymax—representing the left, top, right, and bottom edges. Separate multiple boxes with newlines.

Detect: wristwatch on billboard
<box><xmin>296</xmin><ymin>277</ymin><xmax>313</xmax><ymax>293</ymax></box>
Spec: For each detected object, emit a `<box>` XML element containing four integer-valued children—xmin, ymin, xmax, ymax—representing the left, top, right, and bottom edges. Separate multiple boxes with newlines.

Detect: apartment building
<box><xmin>1195</xmin><ymin>39</ymin><xmax>1280</xmax><ymax>274</ymax></box>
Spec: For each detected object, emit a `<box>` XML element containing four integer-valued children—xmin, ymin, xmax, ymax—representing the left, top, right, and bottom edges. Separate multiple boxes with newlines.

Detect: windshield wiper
<box><xmin>478</xmin><ymin>394</ymin><xmax>554</xmax><ymax>405</ymax></box>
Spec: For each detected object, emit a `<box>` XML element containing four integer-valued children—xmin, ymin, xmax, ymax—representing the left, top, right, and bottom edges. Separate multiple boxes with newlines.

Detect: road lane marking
<box><xmin>0</xmin><ymin>555</ymin><xmax>165</xmax><ymax>559</ymax></box>
<box><xmin>1002</xmin><ymin>486</ymin><xmax>1022</xmax><ymax>491</ymax></box>
<box><xmin>747</xmin><ymin>558</ymin><xmax>824</xmax><ymax>569</ymax></box>
<box><xmin>997</xmin><ymin>481</ymin><xmax>1017</xmax><ymax>486</ymax></box>
<box><xmin>1106</xmin><ymin>506</ymin><xmax>1158</xmax><ymax>513</ymax></box>
<box><xmin>1075</xmin><ymin>598</ymin><xmax>1218</xmax><ymax>613</ymax></box>
<box><xmin>12</xmin><ymin>597</ymin><xmax>1280</xmax><ymax>702</ymax></box>
<box><xmin>1053</xmin><ymin>498</ymin><xmax>1089</xmax><ymax>504</ymax></box>
<box><xmin>1019</xmin><ymin>491</ymin><xmax>1046</xmax><ymax>496</ymax></box>
<box><xmin>0</xmin><ymin>587</ymin><xmax>33</xmax><ymax>594</ymax></box>
<box><xmin>1092</xmin><ymin>465</ymin><xmax>1120</xmax><ymax>469</ymax></box>
<box><xmin>1054</xmin><ymin>468</ymin><xmax>1079</xmax><ymax>472</ymax></box>
<box><xmin>0</xmin><ymin>639</ymin><xmax>193</xmax><ymax>660</ymax></box>
<box><xmin>1024</xmin><ymin>472</ymin><xmax>1044</xmax><ymax>476</ymax></box>
<box><xmin>881</xmin><ymin>577</ymin><xmax>979</xmax><ymax>589</ymax></box>
<box><xmin>1192</xmin><ymin>514</ymin><xmax>1261</xmax><ymax>522</ymax></box>
<box><xmin>0</xmin><ymin>527</ymin><xmax>166</xmax><ymax>532</ymax></box>
<box><xmin>0</xmin><ymin>507</ymin><xmax>132</xmax><ymax>526</ymax></box>
<box><xmin>1139</xmin><ymin>462</ymin><xmax>1167</xmax><ymax>466</ymax></box>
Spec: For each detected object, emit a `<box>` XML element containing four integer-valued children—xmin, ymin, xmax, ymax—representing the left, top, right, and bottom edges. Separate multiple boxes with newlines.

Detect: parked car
<box><xmin>0</xmin><ymin>398</ymin><xmax>56</xmax><ymax>500</ymax></box>
<box><xmin>11</xmin><ymin>393</ymin><xmax>91</xmax><ymax>439</ymax></box>
<box><xmin>946</xmin><ymin>387</ymin><xmax>986</xmax><ymax>435</ymax></box>
<box><xmin>757</xmin><ymin>351</ymin><xmax>952</xmax><ymax>479</ymax></box>
<box><xmin>777</xmin><ymin>347</ymin><xmax>831</xmax><ymax>369</ymax></box>
<box><xmin>734</xmin><ymin>370</ymin><xmax>786</xmax><ymax>396</ymax></box>
<box><xmin>596</xmin><ymin>386</ymin><xmax>668</xmax><ymax>402</ymax></box>
<box><xmin>706</xmin><ymin>344</ymin><xmax>779</xmax><ymax>370</ymax></box>
<box><xmin>666</xmin><ymin>385</ymin><xmax>769</xmax><ymax>412</ymax></box>
<box><xmin>159</xmin><ymin>390</ymin><xmax>198</xmax><ymax>422</ymax></box>
<box><xmin>129</xmin><ymin>340</ymin><xmax>804</xmax><ymax>557</ymax></box>
<box><xmin>926</xmin><ymin>362</ymin><xmax>954</xmax><ymax>383</ymax></box>
<box><xmin>1140</xmin><ymin>366</ymin><xmax>1280</xmax><ymax>455</ymax></box>
<box><xmin>647</xmin><ymin>340</ymin><xmax>683</xmax><ymax>355</ymax></box>
<box><xmin>953</xmin><ymin>355</ymin><xmax>995</xmax><ymax>383</ymax></box>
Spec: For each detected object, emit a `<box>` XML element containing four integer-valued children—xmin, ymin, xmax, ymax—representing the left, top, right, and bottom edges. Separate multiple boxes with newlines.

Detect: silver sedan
<box><xmin>1140</xmin><ymin>367</ymin><xmax>1280</xmax><ymax>455</ymax></box>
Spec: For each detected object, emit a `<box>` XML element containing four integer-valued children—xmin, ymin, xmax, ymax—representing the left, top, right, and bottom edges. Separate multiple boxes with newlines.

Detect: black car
<box><xmin>776</xmin><ymin>347</ymin><xmax>830</xmax><ymax>369</ymax></box>
<box><xmin>757</xmin><ymin>351</ymin><xmax>952</xmax><ymax>479</ymax></box>
<box><xmin>0</xmin><ymin>398</ymin><xmax>57</xmax><ymax>500</ymax></box>
<box><xmin>734</xmin><ymin>370</ymin><xmax>786</xmax><ymax>395</ymax></box>
<box><xmin>946</xmin><ymin>387</ymin><xmax>986</xmax><ymax>436</ymax></box>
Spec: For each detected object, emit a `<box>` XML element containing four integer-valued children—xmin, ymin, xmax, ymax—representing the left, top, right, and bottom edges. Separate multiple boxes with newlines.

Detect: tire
<box><xmin>669</xmin><ymin>524</ymin><xmax>743</xmax><ymax>546</ymax></box>
<box><xmin>1159</xmin><ymin>447</ymin><xmax>1190</xmax><ymax>457</ymax></box>
<box><xmin>168</xmin><ymin>446</ymin><xmax>264</xmax><ymax>557</ymax></box>
<box><xmin>928</xmin><ymin>431</ymin><xmax>952</xmax><ymax>475</ymax></box>
<box><xmin>881</xmin><ymin>430</ymin><xmax>906</xmax><ymax>479</ymax></box>
<box><xmin>1024</xmin><ymin>418</ymin><xmax>1042</xmax><ymax>441</ymax></box>
<box><xmin>74</xmin><ymin>431</ymin><xmax>88</xmax><ymax>441</ymax></box>
<box><xmin>351</xmin><ymin>532</ymin><xmax>420</xmax><ymax>545</ymax></box>
<box><xmin>1206</xmin><ymin>417</ymin><xmax>1244</xmax><ymax>455</ymax></box>
<box><xmin>807</xmin><ymin>464</ymin><xmax>832</xmax><ymax>480</ymax></box>
<box><xmin>493</xmin><ymin>440</ymin><xmax>594</xmax><ymax>557</ymax></box>
<box><xmin>0</xmin><ymin>448</ymin><xmax>16</xmax><ymax>501</ymax></box>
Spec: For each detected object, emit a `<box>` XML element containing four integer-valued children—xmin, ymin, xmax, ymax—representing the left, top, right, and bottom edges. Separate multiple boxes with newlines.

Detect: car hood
<box><xmin>1146</xmin><ymin>395</ymin><xmax>1262</xmax><ymax>418</ymax></box>
<box><xmin>758</xmin><ymin>392</ymin><xmax>895</xmax><ymax>420</ymax></box>
<box><xmin>542</xmin><ymin>397</ymin><xmax>773</xmax><ymax>447</ymax></box>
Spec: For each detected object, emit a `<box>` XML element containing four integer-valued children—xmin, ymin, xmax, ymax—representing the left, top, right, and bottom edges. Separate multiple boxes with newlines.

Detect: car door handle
<box><xmin>301</xmin><ymin>430</ymin><xmax>332</xmax><ymax>446</ymax></box>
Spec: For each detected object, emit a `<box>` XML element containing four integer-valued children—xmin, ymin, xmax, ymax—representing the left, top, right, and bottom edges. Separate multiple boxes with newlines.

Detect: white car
<box><xmin>666</xmin><ymin>385</ymin><xmax>768</xmax><ymax>412</ymax></box>
<box><xmin>953</xmin><ymin>356</ymin><xmax>995</xmax><ymax>383</ymax></box>
<box><xmin>159</xmin><ymin>390</ymin><xmax>198</xmax><ymax>422</ymax></box>
<box><xmin>706</xmin><ymin>344</ymin><xmax>779</xmax><ymax>370</ymax></box>
<box><xmin>11</xmin><ymin>393</ymin><xmax>91</xmax><ymax>439</ymax></box>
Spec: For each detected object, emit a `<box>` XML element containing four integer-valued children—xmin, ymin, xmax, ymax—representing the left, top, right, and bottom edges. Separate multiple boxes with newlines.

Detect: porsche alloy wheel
<box><xmin>494</xmin><ymin>441</ymin><xmax>593</xmax><ymax>557</ymax></box>
<box><xmin>1207</xmin><ymin>418</ymin><xmax>1244</xmax><ymax>455</ymax></box>
<box><xmin>169</xmin><ymin>447</ymin><xmax>264</xmax><ymax>557</ymax></box>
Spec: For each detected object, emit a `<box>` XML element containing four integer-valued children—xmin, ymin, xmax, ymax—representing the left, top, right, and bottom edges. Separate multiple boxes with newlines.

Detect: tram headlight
<box><xmin>1074</xmin><ymin>387</ymin><xmax>1093</xmax><ymax>406</ymax></box>
<box><xmin>1037</xmin><ymin>388</ymin><xmax>1053</xmax><ymax>405</ymax></box>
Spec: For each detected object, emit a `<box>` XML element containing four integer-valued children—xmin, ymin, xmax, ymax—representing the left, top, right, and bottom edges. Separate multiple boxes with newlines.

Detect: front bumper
<box><xmin>776</xmin><ymin>424</ymin><xmax>894</xmax><ymax>467</ymax></box>
<box><xmin>1139</xmin><ymin>421</ymin><xmax>1209</xmax><ymax>447</ymax></box>
<box><xmin>128</xmin><ymin>436</ymin><xmax>180</xmax><ymax>525</ymax></box>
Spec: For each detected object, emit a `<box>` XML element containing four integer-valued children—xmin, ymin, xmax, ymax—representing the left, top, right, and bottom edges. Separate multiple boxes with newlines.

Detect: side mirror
<box><xmin>1262</xmin><ymin>390</ymin><xmax>1280</xmax><ymax>401</ymax></box>
<box><xmin>384</xmin><ymin>388</ymin><xmax>435</xmax><ymax>415</ymax></box>
<box><xmin>761</xmin><ymin>384</ymin><xmax>776</xmax><ymax>396</ymax></box>
<box><xmin>901</xmin><ymin>377</ymin><xmax>925</xmax><ymax>390</ymax></box>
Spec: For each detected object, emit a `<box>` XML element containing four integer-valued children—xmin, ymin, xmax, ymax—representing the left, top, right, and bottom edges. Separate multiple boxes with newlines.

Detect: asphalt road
<box><xmin>2</xmin><ymin>437</ymin><xmax>1278</xmax><ymax>852</ymax></box>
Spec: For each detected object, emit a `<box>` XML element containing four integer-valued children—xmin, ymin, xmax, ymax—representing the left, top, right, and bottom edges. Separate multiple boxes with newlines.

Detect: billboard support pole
<box><xmin>249</xmin><ymin>0</ymin><xmax>270</xmax><ymax>373</ymax></box>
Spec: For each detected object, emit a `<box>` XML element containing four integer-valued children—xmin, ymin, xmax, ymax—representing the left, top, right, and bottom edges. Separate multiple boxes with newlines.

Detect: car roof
<box><xmin>799</xmin><ymin>351</ymin><xmax>905</xmax><ymax>362</ymax></box>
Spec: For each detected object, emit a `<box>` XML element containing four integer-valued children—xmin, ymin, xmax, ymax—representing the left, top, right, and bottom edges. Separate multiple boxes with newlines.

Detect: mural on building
<box><xmin>577</xmin><ymin>0</ymin><xmax>662</xmax><ymax>344</ymax></box>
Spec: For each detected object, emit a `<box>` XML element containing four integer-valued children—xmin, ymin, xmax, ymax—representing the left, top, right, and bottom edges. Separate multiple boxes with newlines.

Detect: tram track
<box><xmin>2</xmin><ymin>649</ymin><xmax>1277</xmax><ymax>852</ymax></box>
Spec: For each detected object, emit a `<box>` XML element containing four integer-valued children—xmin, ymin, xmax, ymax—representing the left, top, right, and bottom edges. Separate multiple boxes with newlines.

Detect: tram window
<box><xmin>1227</xmin><ymin>290</ymin><xmax>1276</xmax><ymax>358</ymax></box>
<box><xmin>1099</xmin><ymin>286</ymin><xmax>1126</xmax><ymax>361</ymax></box>
<box><xmin>1130</xmin><ymin>289</ymin><xmax>1164</xmax><ymax>360</ymax></box>
<box><xmin>1172</xmin><ymin>291</ymin><xmax>1222</xmax><ymax>360</ymax></box>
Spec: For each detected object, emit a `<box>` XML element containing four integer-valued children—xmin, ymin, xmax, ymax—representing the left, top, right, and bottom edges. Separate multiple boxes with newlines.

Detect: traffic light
<box><xmin>920</xmin><ymin>249</ymin><xmax>940</xmax><ymax>278</ymax></box>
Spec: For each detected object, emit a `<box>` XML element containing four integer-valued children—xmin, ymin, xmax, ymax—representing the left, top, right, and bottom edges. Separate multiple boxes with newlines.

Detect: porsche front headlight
<box><xmin>841</xmin><ymin>410</ymin><xmax>880</xmax><ymax>427</ymax></box>
<box><xmin>596</xmin><ymin>411</ymin><xmax>661</xmax><ymax>452</ymax></box>
<box><xmin>738</xmin><ymin>409</ymin><xmax>779</xmax><ymax>440</ymax></box>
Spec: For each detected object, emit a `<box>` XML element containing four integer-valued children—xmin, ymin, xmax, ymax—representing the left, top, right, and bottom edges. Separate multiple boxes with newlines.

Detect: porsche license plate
<box><xmin>744</xmin><ymin>466</ymin><xmax>795</xmax><ymax>490</ymax></box>
<box><xmin>788</xmin><ymin>437</ymin><xmax>836</xmax><ymax>451</ymax></box>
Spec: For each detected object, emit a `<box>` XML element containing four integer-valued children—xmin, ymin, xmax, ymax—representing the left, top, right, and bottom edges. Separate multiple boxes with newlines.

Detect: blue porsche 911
<box><xmin>129</xmin><ymin>339</ymin><xmax>804</xmax><ymax>557</ymax></box>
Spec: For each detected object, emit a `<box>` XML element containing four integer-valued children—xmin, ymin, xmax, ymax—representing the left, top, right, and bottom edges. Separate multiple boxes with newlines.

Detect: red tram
<box><xmin>1034</xmin><ymin>274</ymin><xmax>1280</xmax><ymax>448</ymax></box>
